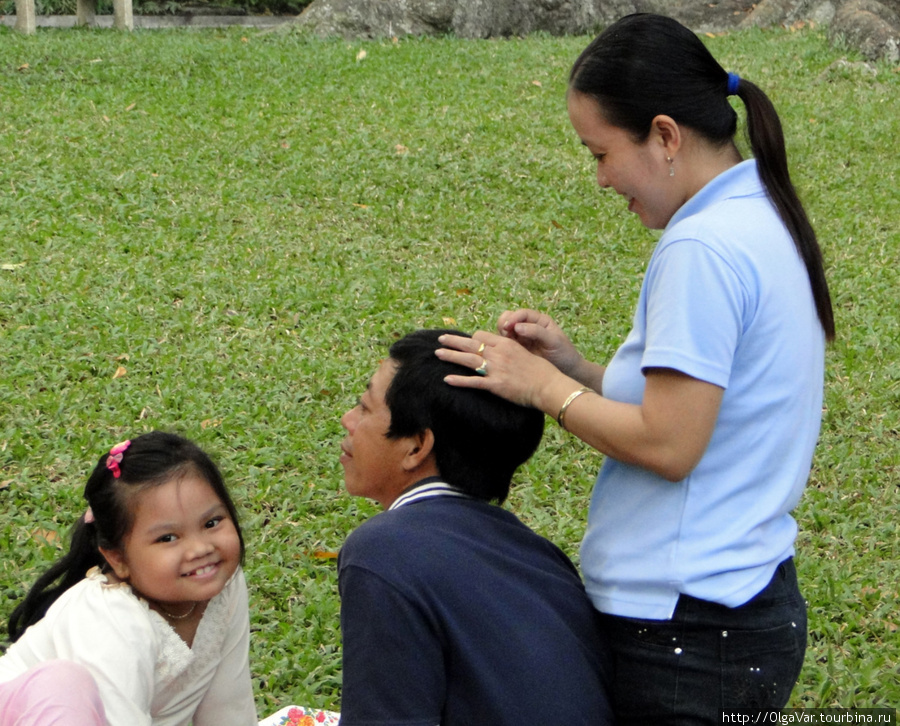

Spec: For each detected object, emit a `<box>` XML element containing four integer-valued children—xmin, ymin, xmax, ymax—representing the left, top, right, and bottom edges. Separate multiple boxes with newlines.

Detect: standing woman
<box><xmin>436</xmin><ymin>13</ymin><xmax>834</xmax><ymax>723</ymax></box>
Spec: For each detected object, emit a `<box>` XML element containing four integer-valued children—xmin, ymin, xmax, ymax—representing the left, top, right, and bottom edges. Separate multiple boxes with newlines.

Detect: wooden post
<box><xmin>14</xmin><ymin>0</ymin><xmax>36</xmax><ymax>34</ymax></box>
<box><xmin>76</xmin><ymin>0</ymin><xmax>96</xmax><ymax>27</ymax></box>
<box><xmin>113</xmin><ymin>0</ymin><xmax>134</xmax><ymax>30</ymax></box>
<box><xmin>12</xmin><ymin>0</ymin><xmax>132</xmax><ymax>33</ymax></box>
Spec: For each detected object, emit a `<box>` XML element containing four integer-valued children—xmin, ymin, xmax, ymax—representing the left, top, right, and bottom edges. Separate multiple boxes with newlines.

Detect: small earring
<box><xmin>667</xmin><ymin>156</ymin><xmax>675</xmax><ymax>177</ymax></box>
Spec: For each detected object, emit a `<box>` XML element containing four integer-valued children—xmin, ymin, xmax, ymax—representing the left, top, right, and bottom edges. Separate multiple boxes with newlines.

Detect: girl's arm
<box><xmin>9</xmin><ymin>578</ymin><xmax>157</xmax><ymax>725</ymax></box>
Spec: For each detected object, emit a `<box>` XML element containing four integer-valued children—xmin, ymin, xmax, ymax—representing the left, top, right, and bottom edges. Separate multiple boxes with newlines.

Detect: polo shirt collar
<box><xmin>666</xmin><ymin>158</ymin><xmax>762</xmax><ymax>231</ymax></box>
<box><xmin>389</xmin><ymin>477</ymin><xmax>471</xmax><ymax>511</ymax></box>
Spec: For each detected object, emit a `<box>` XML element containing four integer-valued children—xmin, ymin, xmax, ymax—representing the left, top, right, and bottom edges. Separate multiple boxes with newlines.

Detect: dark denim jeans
<box><xmin>598</xmin><ymin>558</ymin><xmax>807</xmax><ymax>726</ymax></box>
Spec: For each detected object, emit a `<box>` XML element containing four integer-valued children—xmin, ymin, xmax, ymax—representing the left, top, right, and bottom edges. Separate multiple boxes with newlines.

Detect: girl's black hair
<box><xmin>569</xmin><ymin>13</ymin><xmax>834</xmax><ymax>341</ymax></box>
<box><xmin>7</xmin><ymin>431</ymin><xmax>244</xmax><ymax>642</ymax></box>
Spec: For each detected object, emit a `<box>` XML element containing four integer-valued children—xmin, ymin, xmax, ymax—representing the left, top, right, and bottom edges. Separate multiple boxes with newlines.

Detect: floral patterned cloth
<box><xmin>258</xmin><ymin>705</ymin><xmax>341</xmax><ymax>726</ymax></box>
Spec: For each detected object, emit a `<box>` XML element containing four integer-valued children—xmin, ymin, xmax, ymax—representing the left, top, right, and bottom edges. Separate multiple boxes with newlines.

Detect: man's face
<box><xmin>340</xmin><ymin>358</ymin><xmax>418</xmax><ymax>508</ymax></box>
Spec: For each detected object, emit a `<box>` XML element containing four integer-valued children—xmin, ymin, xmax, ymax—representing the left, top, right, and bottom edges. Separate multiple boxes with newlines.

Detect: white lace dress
<box><xmin>0</xmin><ymin>566</ymin><xmax>257</xmax><ymax>725</ymax></box>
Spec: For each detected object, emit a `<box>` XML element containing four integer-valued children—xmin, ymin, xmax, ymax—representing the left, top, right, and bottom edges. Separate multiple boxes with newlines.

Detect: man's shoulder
<box><xmin>343</xmin><ymin>497</ymin><xmax>486</xmax><ymax>548</ymax></box>
<box><xmin>340</xmin><ymin>497</ymin><xmax>568</xmax><ymax>573</ymax></box>
<box><xmin>341</xmin><ymin>506</ymin><xmax>403</xmax><ymax>550</ymax></box>
<box><xmin>338</xmin><ymin>502</ymin><xmax>456</xmax><ymax>582</ymax></box>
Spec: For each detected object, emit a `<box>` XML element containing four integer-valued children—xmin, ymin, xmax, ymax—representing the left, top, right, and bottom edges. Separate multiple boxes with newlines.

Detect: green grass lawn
<box><xmin>1</xmin><ymin>23</ymin><xmax>898</xmax><ymax>713</ymax></box>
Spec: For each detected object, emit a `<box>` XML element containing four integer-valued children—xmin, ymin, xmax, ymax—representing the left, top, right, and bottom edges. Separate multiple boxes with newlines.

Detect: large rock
<box><xmin>828</xmin><ymin>0</ymin><xmax>900</xmax><ymax>61</ymax></box>
<box><xmin>293</xmin><ymin>0</ymin><xmax>758</xmax><ymax>39</ymax></box>
<box><xmin>293</xmin><ymin>0</ymin><xmax>900</xmax><ymax>63</ymax></box>
<box><xmin>634</xmin><ymin>0</ymin><xmax>758</xmax><ymax>34</ymax></box>
<box><xmin>740</xmin><ymin>0</ymin><xmax>839</xmax><ymax>28</ymax></box>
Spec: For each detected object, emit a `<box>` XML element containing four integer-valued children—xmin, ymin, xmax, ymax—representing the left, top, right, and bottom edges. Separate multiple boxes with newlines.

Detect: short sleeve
<box><xmin>641</xmin><ymin>238</ymin><xmax>747</xmax><ymax>388</ymax></box>
<box><xmin>339</xmin><ymin>564</ymin><xmax>443</xmax><ymax>726</ymax></box>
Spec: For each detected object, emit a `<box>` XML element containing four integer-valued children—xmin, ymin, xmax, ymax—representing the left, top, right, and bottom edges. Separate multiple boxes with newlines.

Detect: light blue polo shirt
<box><xmin>581</xmin><ymin>159</ymin><xmax>825</xmax><ymax>620</ymax></box>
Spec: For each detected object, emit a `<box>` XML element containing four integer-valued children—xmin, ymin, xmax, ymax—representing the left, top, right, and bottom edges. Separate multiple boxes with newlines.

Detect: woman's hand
<box><xmin>435</xmin><ymin>331</ymin><xmax>564</xmax><ymax>410</ymax></box>
<box><xmin>496</xmin><ymin>309</ymin><xmax>583</xmax><ymax>377</ymax></box>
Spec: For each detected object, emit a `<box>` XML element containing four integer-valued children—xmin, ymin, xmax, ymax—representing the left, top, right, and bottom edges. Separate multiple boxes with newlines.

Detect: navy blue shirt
<box><xmin>338</xmin><ymin>481</ymin><xmax>613</xmax><ymax>726</ymax></box>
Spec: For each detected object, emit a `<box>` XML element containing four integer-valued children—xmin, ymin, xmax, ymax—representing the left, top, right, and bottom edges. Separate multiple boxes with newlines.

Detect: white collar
<box><xmin>388</xmin><ymin>480</ymin><xmax>471</xmax><ymax>511</ymax></box>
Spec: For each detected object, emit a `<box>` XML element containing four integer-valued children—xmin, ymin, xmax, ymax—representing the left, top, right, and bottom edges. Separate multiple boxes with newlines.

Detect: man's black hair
<box><xmin>385</xmin><ymin>329</ymin><xmax>544</xmax><ymax>504</ymax></box>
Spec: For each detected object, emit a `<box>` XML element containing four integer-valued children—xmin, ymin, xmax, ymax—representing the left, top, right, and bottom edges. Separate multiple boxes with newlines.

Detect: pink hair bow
<box><xmin>106</xmin><ymin>440</ymin><xmax>131</xmax><ymax>479</ymax></box>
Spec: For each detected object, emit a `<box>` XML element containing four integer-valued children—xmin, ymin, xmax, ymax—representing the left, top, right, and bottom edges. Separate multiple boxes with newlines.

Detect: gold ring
<box><xmin>476</xmin><ymin>342</ymin><xmax>486</xmax><ymax>355</ymax></box>
<box><xmin>475</xmin><ymin>359</ymin><xmax>488</xmax><ymax>376</ymax></box>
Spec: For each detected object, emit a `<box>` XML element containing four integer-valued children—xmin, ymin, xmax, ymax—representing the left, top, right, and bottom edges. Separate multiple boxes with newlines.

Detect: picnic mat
<box><xmin>258</xmin><ymin>705</ymin><xmax>341</xmax><ymax>726</ymax></box>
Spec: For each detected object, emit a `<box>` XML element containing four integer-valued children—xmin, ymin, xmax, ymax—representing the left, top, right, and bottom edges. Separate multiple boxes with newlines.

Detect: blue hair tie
<box><xmin>726</xmin><ymin>72</ymin><xmax>741</xmax><ymax>96</ymax></box>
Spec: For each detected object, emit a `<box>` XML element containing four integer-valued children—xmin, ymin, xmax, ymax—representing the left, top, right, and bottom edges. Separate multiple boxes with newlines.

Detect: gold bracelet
<box><xmin>557</xmin><ymin>386</ymin><xmax>593</xmax><ymax>431</ymax></box>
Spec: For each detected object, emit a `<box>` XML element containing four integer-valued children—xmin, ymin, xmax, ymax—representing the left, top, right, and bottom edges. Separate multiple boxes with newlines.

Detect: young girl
<box><xmin>0</xmin><ymin>431</ymin><xmax>257</xmax><ymax>725</ymax></box>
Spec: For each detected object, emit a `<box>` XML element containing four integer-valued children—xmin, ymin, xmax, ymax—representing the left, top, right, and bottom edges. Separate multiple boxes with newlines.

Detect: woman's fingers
<box><xmin>437</xmin><ymin>332</ymin><xmax>494</xmax><ymax>359</ymax></box>
<box><xmin>436</xmin><ymin>333</ymin><xmax>549</xmax><ymax>407</ymax></box>
<box><xmin>435</xmin><ymin>337</ymin><xmax>494</xmax><ymax>390</ymax></box>
<box><xmin>498</xmin><ymin>309</ymin><xmax>544</xmax><ymax>337</ymax></box>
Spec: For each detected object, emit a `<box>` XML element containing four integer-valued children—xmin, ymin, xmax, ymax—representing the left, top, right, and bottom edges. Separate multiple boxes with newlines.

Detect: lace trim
<box><xmin>86</xmin><ymin>565</ymin><xmax>232</xmax><ymax>689</ymax></box>
<box><xmin>151</xmin><ymin>588</ymin><xmax>231</xmax><ymax>691</ymax></box>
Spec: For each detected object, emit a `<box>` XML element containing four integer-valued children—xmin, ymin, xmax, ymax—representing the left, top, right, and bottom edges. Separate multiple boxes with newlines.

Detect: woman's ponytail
<box><xmin>734</xmin><ymin>79</ymin><xmax>835</xmax><ymax>340</ymax></box>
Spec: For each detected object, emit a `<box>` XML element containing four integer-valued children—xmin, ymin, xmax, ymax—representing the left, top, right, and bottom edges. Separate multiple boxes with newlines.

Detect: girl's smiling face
<box><xmin>567</xmin><ymin>90</ymin><xmax>678</xmax><ymax>230</ymax></box>
<box><xmin>101</xmin><ymin>471</ymin><xmax>241</xmax><ymax>615</ymax></box>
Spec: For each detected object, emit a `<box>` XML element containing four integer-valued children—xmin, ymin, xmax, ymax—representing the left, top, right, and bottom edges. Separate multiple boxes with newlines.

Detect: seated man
<box><xmin>337</xmin><ymin>329</ymin><xmax>613</xmax><ymax>726</ymax></box>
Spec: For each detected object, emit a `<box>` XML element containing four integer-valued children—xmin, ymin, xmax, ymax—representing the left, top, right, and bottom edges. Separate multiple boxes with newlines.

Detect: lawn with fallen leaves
<box><xmin>1</xmin><ymin>24</ymin><xmax>898</xmax><ymax>712</ymax></box>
